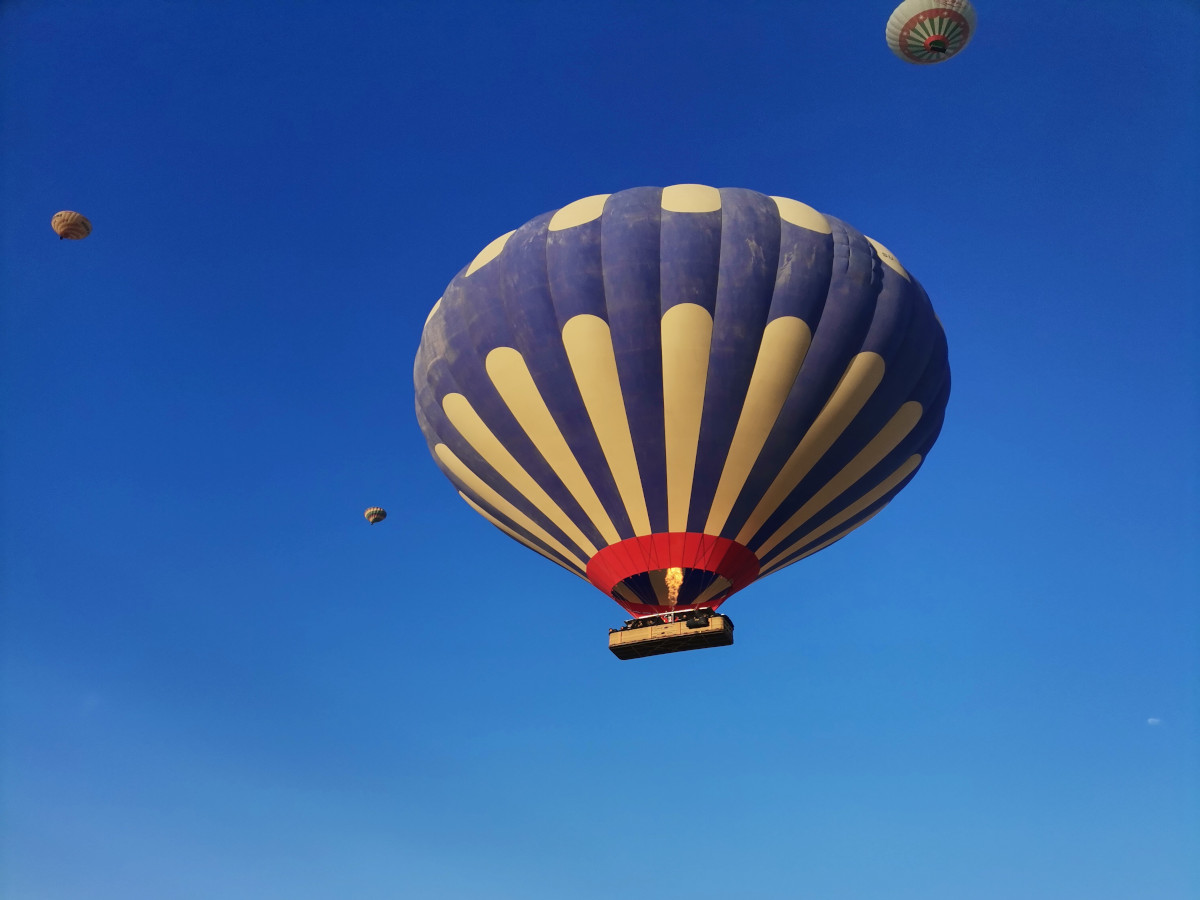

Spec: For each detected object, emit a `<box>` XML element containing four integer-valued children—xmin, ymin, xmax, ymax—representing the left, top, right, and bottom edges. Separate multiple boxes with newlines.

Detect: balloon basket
<box><xmin>607</xmin><ymin>608</ymin><xmax>734</xmax><ymax>660</ymax></box>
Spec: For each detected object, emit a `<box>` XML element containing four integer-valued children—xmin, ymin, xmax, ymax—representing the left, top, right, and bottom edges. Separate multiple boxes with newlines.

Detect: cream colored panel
<box><xmin>661</xmin><ymin>303</ymin><xmax>714</xmax><ymax>531</ymax></box>
<box><xmin>756</xmin><ymin>401</ymin><xmax>923</xmax><ymax>557</ymax></box>
<box><xmin>458</xmin><ymin>491</ymin><xmax>586</xmax><ymax>579</ymax></box>
<box><xmin>735</xmin><ymin>352</ymin><xmax>885</xmax><ymax>545</ymax></box>
<box><xmin>548</xmin><ymin>194</ymin><xmax>610</xmax><ymax>231</ymax></box>
<box><xmin>864</xmin><ymin>237</ymin><xmax>910</xmax><ymax>280</ymax></box>
<box><xmin>759</xmin><ymin>455</ymin><xmax>921</xmax><ymax>569</ymax></box>
<box><xmin>613</xmin><ymin>583</ymin><xmax>643</xmax><ymax>607</ymax></box>
<box><xmin>561</xmin><ymin>315</ymin><xmax>652</xmax><ymax>535</ymax></box>
<box><xmin>435</xmin><ymin>444</ymin><xmax>588</xmax><ymax>570</ymax></box>
<box><xmin>425</xmin><ymin>298</ymin><xmax>442</xmax><ymax>326</ymax></box>
<box><xmin>692</xmin><ymin>576</ymin><xmax>733</xmax><ymax>608</ymax></box>
<box><xmin>771</xmin><ymin>196</ymin><xmax>832</xmax><ymax>234</ymax></box>
<box><xmin>661</xmin><ymin>184</ymin><xmax>721</xmax><ymax>213</ymax></box>
<box><xmin>466</xmin><ymin>230</ymin><xmax>515</xmax><ymax>276</ymax></box>
<box><xmin>759</xmin><ymin>508</ymin><xmax>884</xmax><ymax>577</ymax></box>
<box><xmin>442</xmin><ymin>394</ymin><xmax>598</xmax><ymax>557</ymax></box>
<box><xmin>704</xmin><ymin>316</ymin><xmax>812</xmax><ymax>535</ymax></box>
<box><xmin>485</xmin><ymin>347</ymin><xmax>620</xmax><ymax>545</ymax></box>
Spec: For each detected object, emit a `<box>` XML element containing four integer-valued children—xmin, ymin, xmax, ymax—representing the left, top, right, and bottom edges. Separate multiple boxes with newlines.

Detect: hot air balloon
<box><xmin>414</xmin><ymin>186</ymin><xmax>950</xmax><ymax>658</ymax></box>
<box><xmin>51</xmin><ymin>211</ymin><xmax>92</xmax><ymax>240</ymax></box>
<box><xmin>886</xmin><ymin>0</ymin><xmax>976</xmax><ymax>64</ymax></box>
<box><xmin>364</xmin><ymin>507</ymin><xmax>387</xmax><ymax>524</ymax></box>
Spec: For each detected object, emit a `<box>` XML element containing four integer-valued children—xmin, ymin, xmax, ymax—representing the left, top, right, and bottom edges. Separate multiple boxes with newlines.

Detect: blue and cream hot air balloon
<box><xmin>886</xmin><ymin>0</ymin><xmax>976</xmax><ymax>64</ymax></box>
<box><xmin>414</xmin><ymin>186</ymin><xmax>950</xmax><ymax>657</ymax></box>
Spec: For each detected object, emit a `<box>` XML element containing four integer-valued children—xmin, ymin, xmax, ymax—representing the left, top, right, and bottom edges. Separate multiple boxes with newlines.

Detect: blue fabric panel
<box><xmin>686</xmin><ymin>189</ymin><xmax>782</xmax><ymax>532</ymax></box>
<box><xmin>720</xmin><ymin>217</ymin><xmax>883</xmax><ymax>539</ymax></box>
<box><xmin>745</xmin><ymin>258</ymin><xmax>932</xmax><ymax>547</ymax></box>
<box><xmin>758</xmin><ymin>353</ymin><xmax>950</xmax><ymax>562</ymax></box>
<box><xmin>600</xmin><ymin>187</ymin><xmax>669</xmax><ymax>534</ymax></box>
<box><xmin>419</xmin><ymin>384</ymin><xmax>583</xmax><ymax>577</ymax></box>
<box><xmin>764</xmin><ymin>468</ymin><xmax>921</xmax><ymax>573</ymax></box>
<box><xmin>545</xmin><ymin>213</ymin><xmax>609</xmax><ymax>326</ymax></box>
<box><xmin>471</xmin><ymin>214</ymin><xmax>610</xmax><ymax>552</ymax></box>
<box><xmin>421</xmin><ymin>252</ymin><xmax>590</xmax><ymax>560</ymax></box>
<box><xmin>765</xmin><ymin>217</ymin><xmax>836</xmax><ymax>325</ymax></box>
<box><xmin>765</xmin><ymin>389</ymin><xmax>949</xmax><ymax>571</ymax></box>
<box><xmin>658</xmin><ymin>204</ymin><xmax>722</xmax><ymax>315</ymax></box>
<box><xmin>506</xmin><ymin>212</ymin><xmax>636</xmax><ymax>540</ymax></box>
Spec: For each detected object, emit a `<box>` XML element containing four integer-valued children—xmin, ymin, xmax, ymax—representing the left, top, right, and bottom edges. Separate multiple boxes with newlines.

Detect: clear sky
<box><xmin>2</xmin><ymin>2</ymin><xmax>1197</xmax><ymax>898</ymax></box>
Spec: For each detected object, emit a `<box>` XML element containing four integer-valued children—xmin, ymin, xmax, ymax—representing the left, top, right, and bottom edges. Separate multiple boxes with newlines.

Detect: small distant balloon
<box><xmin>886</xmin><ymin>0</ymin><xmax>976</xmax><ymax>64</ymax></box>
<box><xmin>51</xmin><ymin>211</ymin><xmax>92</xmax><ymax>240</ymax></box>
<box><xmin>364</xmin><ymin>507</ymin><xmax>387</xmax><ymax>524</ymax></box>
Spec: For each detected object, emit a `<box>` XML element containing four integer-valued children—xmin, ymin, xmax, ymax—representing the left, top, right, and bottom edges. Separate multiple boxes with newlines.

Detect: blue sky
<box><xmin>2</xmin><ymin>2</ymin><xmax>1197</xmax><ymax>898</ymax></box>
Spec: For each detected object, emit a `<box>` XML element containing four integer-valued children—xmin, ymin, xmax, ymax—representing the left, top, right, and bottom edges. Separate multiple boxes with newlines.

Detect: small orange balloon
<box><xmin>51</xmin><ymin>211</ymin><xmax>92</xmax><ymax>240</ymax></box>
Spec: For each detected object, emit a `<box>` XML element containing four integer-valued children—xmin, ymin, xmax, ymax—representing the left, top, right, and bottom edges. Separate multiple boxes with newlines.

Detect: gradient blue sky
<box><xmin>3</xmin><ymin>2</ymin><xmax>1197</xmax><ymax>898</ymax></box>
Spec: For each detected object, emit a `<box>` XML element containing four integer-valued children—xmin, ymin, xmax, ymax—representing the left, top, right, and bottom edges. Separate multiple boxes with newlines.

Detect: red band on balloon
<box><xmin>587</xmin><ymin>533</ymin><xmax>760</xmax><ymax>601</ymax></box>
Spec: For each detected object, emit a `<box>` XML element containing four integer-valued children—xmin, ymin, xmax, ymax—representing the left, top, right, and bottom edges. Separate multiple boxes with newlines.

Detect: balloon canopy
<box><xmin>886</xmin><ymin>0</ymin><xmax>976</xmax><ymax>64</ymax></box>
<box><xmin>51</xmin><ymin>210</ymin><xmax>92</xmax><ymax>240</ymax></box>
<box><xmin>414</xmin><ymin>186</ymin><xmax>950</xmax><ymax>617</ymax></box>
<box><xmin>364</xmin><ymin>507</ymin><xmax>387</xmax><ymax>524</ymax></box>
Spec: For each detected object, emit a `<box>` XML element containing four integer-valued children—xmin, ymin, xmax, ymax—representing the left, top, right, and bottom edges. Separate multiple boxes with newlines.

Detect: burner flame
<box><xmin>665</xmin><ymin>566</ymin><xmax>684</xmax><ymax>606</ymax></box>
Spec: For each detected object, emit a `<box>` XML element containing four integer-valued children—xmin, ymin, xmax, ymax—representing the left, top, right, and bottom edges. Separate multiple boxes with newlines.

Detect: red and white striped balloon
<box><xmin>886</xmin><ymin>0</ymin><xmax>976</xmax><ymax>65</ymax></box>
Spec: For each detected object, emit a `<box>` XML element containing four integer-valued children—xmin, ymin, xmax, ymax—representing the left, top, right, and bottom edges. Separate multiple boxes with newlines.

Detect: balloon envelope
<box><xmin>364</xmin><ymin>507</ymin><xmax>387</xmax><ymax>524</ymax></box>
<box><xmin>886</xmin><ymin>0</ymin><xmax>976</xmax><ymax>64</ymax></box>
<box><xmin>51</xmin><ymin>210</ymin><xmax>92</xmax><ymax>240</ymax></box>
<box><xmin>414</xmin><ymin>186</ymin><xmax>950</xmax><ymax>616</ymax></box>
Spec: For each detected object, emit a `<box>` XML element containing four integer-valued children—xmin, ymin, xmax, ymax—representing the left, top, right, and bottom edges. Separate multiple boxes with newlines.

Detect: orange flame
<box><xmin>665</xmin><ymin>566</ymin><xmax>684</xmax><ymax>606</ymax></box>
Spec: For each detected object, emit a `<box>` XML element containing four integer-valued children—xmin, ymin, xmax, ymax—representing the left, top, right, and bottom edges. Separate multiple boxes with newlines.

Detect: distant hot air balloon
<box><xmin>51</xmin><ymin>211</ymin><xmax>92</xmax><ymax>240</ymax></box>
<box><xmin>364</xmin><ymin>507</ymin><xmax>387</xmax><ymax>524</ymax></box>
<box><xmin>414</xmin><ymin>186</ymin><xmax>950</xmax><ymax>656</ymax></box>
<box><xmin>886</xmin><ymin>0</ymin><xmax>976</xmax><ymax>64</ymax></box>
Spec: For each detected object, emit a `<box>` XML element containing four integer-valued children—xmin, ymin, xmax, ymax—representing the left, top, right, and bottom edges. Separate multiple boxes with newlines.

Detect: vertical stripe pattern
<box><xmin>414</xmin><ymin>186</ymin><xmax>951</xmax><ymax>612</ymax></box>
<box><xmin>885</xmin><ymin>0</ymin><xmax>977</xmax><ymax>65</ymax></box>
